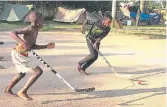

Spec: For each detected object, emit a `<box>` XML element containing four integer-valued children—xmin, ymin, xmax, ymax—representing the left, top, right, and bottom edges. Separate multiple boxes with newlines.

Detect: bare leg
<box><xmin>4</xmin><ymin>73</ymin><xmax>25</xmax><ymax>97</ymax></box>
<box><xmin>18</xmin><ymin>66</ymin><xmax>43</xmax><ymax>100</ymax></box>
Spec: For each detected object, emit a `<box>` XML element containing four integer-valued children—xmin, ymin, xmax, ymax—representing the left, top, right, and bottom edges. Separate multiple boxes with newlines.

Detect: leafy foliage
<box><xmin>146</xmin><ymin>1</ymin><xmax>166</xmax><ymax>10</ymax></box>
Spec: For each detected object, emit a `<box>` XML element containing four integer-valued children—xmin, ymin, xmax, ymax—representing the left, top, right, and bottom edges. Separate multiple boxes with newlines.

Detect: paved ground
<box><xmin>0</xmin><ymin>30</ymin><xmax>166</xmax><ymax>107</ymax></box>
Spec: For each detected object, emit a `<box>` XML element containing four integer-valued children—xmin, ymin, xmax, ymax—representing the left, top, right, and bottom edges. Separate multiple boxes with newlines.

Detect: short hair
<box><xmin>24</xmin><ymin>11</ymin><xmax>43</xmax><ymax>23</ymax></box>
<box><xmin>36</xmin><ymin>12</ymin><xmax>43</xmax><ymax>20</ymax></box>
<box><xmin>103</xmin><ymin>12</ymin><xmax>112</xmax><ymax>20</ymax></box>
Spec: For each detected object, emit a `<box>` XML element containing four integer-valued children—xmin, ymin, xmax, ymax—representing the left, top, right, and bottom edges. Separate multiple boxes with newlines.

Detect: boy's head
<box><xmin>102</xmin><ymin>13</ymin><xmax>112</xmax><ymax>27</ymax></box>
<box><xmin>26</xmin><ymin>11</ymin><xmax>44</xmax><ymax>29</ymax></box>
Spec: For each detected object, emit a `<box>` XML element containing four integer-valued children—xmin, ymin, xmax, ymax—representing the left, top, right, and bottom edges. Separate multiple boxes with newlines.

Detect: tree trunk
<box><xmin>136</xmin><ymin>9</ymin><xmax>140</xmax><ymax>26</ymax></box>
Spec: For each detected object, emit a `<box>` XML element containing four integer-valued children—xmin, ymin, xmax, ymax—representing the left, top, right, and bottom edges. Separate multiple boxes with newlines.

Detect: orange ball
<box><xmin>138</xmin><ymin>80</ymin><xmax>142</xmax><ymax>84</ymax></box>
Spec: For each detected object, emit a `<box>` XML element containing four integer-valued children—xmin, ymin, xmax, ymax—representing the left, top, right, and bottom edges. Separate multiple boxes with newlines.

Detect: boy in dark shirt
<box><xmin>78</xmin><ymin>13</ymin><xmax>112</xmax><ymax>75</ymax></box>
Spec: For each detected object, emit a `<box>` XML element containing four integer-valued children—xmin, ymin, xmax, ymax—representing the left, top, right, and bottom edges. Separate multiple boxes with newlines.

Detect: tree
<box><xmin>146</xmin><ymin>1</ymin><xmax>166</xmax><ymax>10</ymax></box>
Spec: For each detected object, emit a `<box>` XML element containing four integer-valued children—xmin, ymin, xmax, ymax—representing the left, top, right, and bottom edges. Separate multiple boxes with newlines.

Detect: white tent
<box><xmin>53</xmin><ymin>7</ymin><xmax>86</xmax><ymax>23</ymax></box>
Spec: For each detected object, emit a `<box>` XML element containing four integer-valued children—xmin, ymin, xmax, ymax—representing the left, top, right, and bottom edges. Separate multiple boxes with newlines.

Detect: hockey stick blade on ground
<box><xmin>98</xmin><ymin>50</ymin><xmax>133</xmax><ymax>78</ymax></box>
<box><xmin>83</xmin><ymin>33</ymin><xmax>132</xmax><ymax>78</ymax></box>
<box><xmin>74</xmin><ymin>87</ymin><xmax>95</xmax><ymax>92</ymax></box>
<box><xmin>30</xmin><ymin>50</ymin><xmax>95</xmax><ymax>92</ymax></box>
<box><xmin>110</xmin><ymin>66</ymin><xmax>132</xmax><ymax>78</ymax></box>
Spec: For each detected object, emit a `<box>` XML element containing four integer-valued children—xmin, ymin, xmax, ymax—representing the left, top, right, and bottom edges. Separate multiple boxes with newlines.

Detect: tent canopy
<box><xmin>86</xmin><ymin>11</ymin><xmax>103</xmax><ymax>24</ymax></box>
<box><xmin>53</xmin><ymin>7</ymin><xmax>86</xmax><ymax>23</ymax></box>
<box><xmin>0</xmin><ymin>3</ymin><xmax>33</xmax><ymax>21</ymax></box>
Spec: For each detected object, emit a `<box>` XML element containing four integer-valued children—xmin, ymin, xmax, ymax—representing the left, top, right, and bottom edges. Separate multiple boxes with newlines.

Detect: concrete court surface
<box><xmin>0</xmin><ymin>30</ymin><xmax>166</xmax><ymax>107</ymax></box>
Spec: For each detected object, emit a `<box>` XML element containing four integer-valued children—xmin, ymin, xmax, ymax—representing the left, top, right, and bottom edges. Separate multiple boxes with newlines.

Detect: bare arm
<box><xmin>32</xmin><ymin>44</ymin><xmax>47</xmax><ymax>49</ymax></box>
<box><xmin>95</xmin><ymin>27</ymin><xmax>110</xmax><ymax>44</ymax></box>
<box><xmin>9</xmin><ymin>26</ymin><xmax>31</xmax><ymax>45</ymax></box>
<box><xmin>94</xmin><ymin>38</ymin><xmax>102</xmax><ymax>44</ymax></box>
<box><xmin>93</xmin><ymin>28</ymin><xmax>110</xmax><ymax>49</ymax></box>
<box><xmin>81</xmin><ymin>20</ymin><xmax>88</xmax><ymax>33</ymax></box>
<box><xmin>32</xmin><ymin>42</ymin><xmax>55</xmax><ymax>50</ymax></box>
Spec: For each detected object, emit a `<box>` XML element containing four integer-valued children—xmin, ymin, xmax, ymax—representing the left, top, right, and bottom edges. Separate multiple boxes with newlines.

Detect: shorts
<box><xmin>11</xmin><ymin>49</ymin><xmax>37</xmax><ymax>73</ymax></box>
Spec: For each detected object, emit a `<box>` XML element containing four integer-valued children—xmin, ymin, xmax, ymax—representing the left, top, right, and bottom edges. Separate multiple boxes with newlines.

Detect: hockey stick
<box><xmin>96</xmin><ymin>50</ymin><xmax>132</xmax><ymax>78</ymax></box>
<box><xmin>30</xmin><ymin>50</ymin><xmax>95</xmax><ymax>92</ymax></box>
<box><xmin>84</xmin><ymin>33</ymin><xmax>132</xmax><ymax>78</ymax></box>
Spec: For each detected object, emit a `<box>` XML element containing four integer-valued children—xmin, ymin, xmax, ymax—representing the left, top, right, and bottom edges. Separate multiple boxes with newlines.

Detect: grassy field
<box><xmin>0</xmin><ymin>21</ymin><xmax>166</xmax><ymax>39</ymax></box>
<box><xmin>111</xmin><ymin>26</ymin><xmax>166</xmax><ymax>39</ymax></box>
<box><xmin>0</xmin><ymin>21</ymin><xmax>81</xmax><ymax>31</ymax></box>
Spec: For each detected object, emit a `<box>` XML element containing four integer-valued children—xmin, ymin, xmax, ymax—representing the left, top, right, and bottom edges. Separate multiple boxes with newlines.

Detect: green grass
<box><xmin>111</xmin><ymin>25</ymin><xmax>166</xmax><ymax>39</ymax></box>
<box><xmin>0</xmin><ymin>21</ymin><xmax>81</xmax><ymax>31</ymax></box>
<box><xmin>41</xmin><ymin>23</ymin><xmax>81</xmax><ymax>31</ymax></box>
<box><xmin>0</xmin><ymin>21</ymin><xmax>166</xmax><ymax>39</ymax></box>
<box><xmin>0</xmin><ymin>21</ymin><xmax>27</xmax><ymax>31</ymax></box>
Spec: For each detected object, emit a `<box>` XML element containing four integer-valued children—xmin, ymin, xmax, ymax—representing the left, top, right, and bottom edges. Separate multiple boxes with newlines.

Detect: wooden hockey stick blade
<box><xmin>74</xmin><ymin>87</ymin><xmax>95</xmax><ymax>92</ymax></box>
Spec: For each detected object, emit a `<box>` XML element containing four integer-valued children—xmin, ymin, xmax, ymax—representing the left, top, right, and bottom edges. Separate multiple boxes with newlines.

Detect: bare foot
<box><xmin>0</xmin><ymin>56</ymin><xmax>4</xmax><ymax>60</ymax></box>
<box><xmin>81</xmin><ymin>70</ymin><xmax>89</xmax><ymax>75</ymax></box>
<box><xmin>77</xmin><ymin>64</ymin><xmax>88</xmax><ymax>75</ymax></box>
<box><xmin>0</xmin><ymin>42</ymin><xmax>4</xmax><ymax>45</ymax></box>
<box><xmin>77</xmin><ymin>64</ymin><xmax>82</xmax><ymax>73</ymax></box>
<box><xmin>3</xmin><ymin>87</ymin><xmax>18</xmax><ymax>97</ymax></box>
<box><xmin>18</xmin><ymin>91</ymin><xmax>33</xmax><ymax>101</ymax></box>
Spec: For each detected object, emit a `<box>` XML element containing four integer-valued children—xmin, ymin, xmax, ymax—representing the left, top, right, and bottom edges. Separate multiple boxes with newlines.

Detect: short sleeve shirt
<box><xmin>88</xmin><ymin>21</ymin><xmax>110</xmax><ymax>40</ymax></box>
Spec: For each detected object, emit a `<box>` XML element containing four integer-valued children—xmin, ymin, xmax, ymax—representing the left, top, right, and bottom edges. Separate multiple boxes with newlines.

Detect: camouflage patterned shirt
<box><xmin>88</xmin><ymin>21</ymin><xmax>110</xmax><ymax>40</ymax></box>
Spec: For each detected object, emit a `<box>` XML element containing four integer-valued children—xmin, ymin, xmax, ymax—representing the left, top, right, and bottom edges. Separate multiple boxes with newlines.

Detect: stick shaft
<box><xmin>86</xmin><ymin>36</ymin><xmax>132</xmax><ymax>78</ymax></box>
<box><xmin>85</xmin><ymin>36</ymin><xmax>121</xmax><ymax>75</ymax></box>
<box><xmin>30</xmin><ymin>50</ymin><xmax>75</xmax><ymax>90</ymax></box>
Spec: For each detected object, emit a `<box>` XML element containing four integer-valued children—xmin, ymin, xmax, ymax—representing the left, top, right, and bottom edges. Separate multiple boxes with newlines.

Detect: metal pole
<box><xmin>111</xmin><ymin>0</ymin><xmax>117</xmax><ymax>28</ymax></box>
